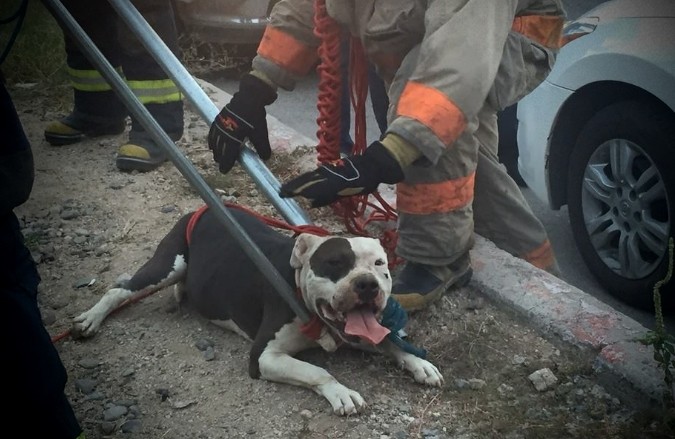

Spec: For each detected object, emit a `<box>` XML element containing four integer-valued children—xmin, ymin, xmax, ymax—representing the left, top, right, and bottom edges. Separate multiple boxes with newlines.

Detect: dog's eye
<box><xmin>375</xmin><ymin>259</ymin><xmax>385</xmax><ymax>266</ymax></box>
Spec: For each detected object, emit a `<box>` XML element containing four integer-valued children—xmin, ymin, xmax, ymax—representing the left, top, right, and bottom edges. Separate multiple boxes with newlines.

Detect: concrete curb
<box><xmin>470</xmin><ymin>235</ymin><xmax>666</xmax><ymax>405</ymax></box>
<box><xmin>196</xmin><ymin>78</ymin><xmax>667</xmax><ymax>407</ymax></box>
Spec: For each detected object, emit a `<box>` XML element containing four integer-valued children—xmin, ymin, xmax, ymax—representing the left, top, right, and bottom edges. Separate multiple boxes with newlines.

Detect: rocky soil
<box><xmin>9</xmin><ymin>84</ymin><xmax>672</xmax><ymax>439</ymax></box>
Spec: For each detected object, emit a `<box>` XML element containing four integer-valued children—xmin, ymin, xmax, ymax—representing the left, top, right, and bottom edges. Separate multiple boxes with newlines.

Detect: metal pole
<box><xmin>107</xmin><ymin>0</ymin><xmax>312</xmax><ymax>227</ymax></box>
<box><xmin>42</xmin><ymin>0</ymin><xmax>310</xmax><ymax>323</ymax></box>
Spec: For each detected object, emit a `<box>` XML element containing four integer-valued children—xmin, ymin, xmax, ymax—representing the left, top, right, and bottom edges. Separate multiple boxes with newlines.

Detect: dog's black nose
<box><xmin>353</xmin><ymin>274</ymin><xmax>380</xmax><ymax>301</ymax></box>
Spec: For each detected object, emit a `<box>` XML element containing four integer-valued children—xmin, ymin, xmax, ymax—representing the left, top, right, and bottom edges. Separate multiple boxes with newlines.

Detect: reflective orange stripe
<box><xmin>396</xmin><ymin>172</ymin><xmax>475</xmax><ymax>215</ymax></box>
<box><xmin>521</xmin><ymin>239</ymin><xmax>556</xmax><ymax>271</ymax></box>
<box><xmin>512</xmin><ymin>15</ymin><xmax>564</xmax><ymax>49</ymax></box>
<box><xmin>396</xmin><ymin>81</ymin><xmax>467</xmax><ymax>147</ymax></box>
<box><xmin>258</xmin><ymin>27</ymin><xmax>319</xmax><ymax>76</ymax></box>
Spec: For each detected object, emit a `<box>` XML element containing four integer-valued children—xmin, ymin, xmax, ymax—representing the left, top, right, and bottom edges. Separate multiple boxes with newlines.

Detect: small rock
<box><xmin>299</xmin><ymin>409</ymin><xmax>313</xmax><ymax>419</ymax></box>
<box><xmin>468</xmin><ymin>378</ymin><xmax>486</xmax><ymax>390</ymax></box>
<box><xmin>121</xmin><ymin>419</ymin><xmax>142</xmax><ymax>433</ymax></box>
<box><xmin>100</xmin><ymin>421</ymin><xmax>116</xmax><ymax>435</ymax></box>
<box><xmin>512</xmin><ymin>355</ymin><xmax>526</xmax><ymax>366</ymax></box>
<box><xmin>172</xmin><ymin>400</ymin><xmax>196</xmax><ymax>409</ymax></box>
<box><xmin>60</xmin><ymin>209</ymin><xmax>79</xmax><ymax>220</ymax></box>
<box><xmin>78</xmin><ymin>358</ymin><xmax>101</xmax><ymax>369</ymax></box>
<box><xmin>203</xmin><ymin>346</ymin><xmax>216</xmax><ymax>361</ymax></box>
<box><xmin>121</xmin><ymin>366</ymin><xmax>135</xmax><ymax>377</ymax></box>
<box><xmin>160</xmin><ymin>205</ymin><xmax>176</xmax><ymax>213</ymax></box>
<box><xmin>75</xmin><ymin>378</ymin><xmax>97</xmax><ymax>394</ymax></box>
<box><xmin>528</xmin><ymin>368</ymin><xmax>558</xmax><ymax>391</ymax></box>
<box><xmin>84</xmin><ymin>391</ymin><xmax>105</xmax><ymax>401</ymax></box>
<box><xmin>195</xmin><ymin>338</ymin><xmax>214</xmax><ymax>351</ymax></box>
<box><xmin>103</xmin><ymin>405</ymin><xmax>128</xmax><ymax>422</ymax></box>
<box><xmin>73</xmin><ymin>277</ymin><xmax>96</xmax><ymax>288</ymax></box>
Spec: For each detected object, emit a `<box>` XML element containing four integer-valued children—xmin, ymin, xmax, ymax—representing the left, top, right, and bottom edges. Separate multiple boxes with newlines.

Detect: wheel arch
<box><xmin>547</xmin><ymin>81</ymin><xmax>675</xmax><ymax>210</ymax></box>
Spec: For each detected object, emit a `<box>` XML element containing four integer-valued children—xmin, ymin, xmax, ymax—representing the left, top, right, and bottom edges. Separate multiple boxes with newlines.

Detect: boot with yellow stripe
<box><xmin>115</xmin><ymin>131</ymin><xmax>181</xmax><ymax>172</ymax></box>
<box><xmin>44</xmin><ymin>112</ymin><xmax>126</xmax><ymax>146</ymax></box>
<box><xmin>391</xmin><ymin>253</ymin><xmax>473</xmax><ymax>312</ymax></box>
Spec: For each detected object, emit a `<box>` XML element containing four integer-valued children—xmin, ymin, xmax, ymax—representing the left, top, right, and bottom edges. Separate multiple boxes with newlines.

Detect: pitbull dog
<box><xmin>72</xmin><ymin>207</ymin><xmax>443</xmax><ymax>415</ymax></box>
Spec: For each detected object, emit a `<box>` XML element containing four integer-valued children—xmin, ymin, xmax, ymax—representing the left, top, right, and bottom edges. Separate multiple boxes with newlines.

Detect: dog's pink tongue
<box><xmin>344</xmin><ymin>309</ymin><xmax>390</xmax><ymax>345</ymax></box>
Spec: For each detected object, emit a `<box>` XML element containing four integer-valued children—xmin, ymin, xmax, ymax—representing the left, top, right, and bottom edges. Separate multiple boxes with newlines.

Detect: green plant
<box><xmin>639</xmin><ymin>238</ymin><xmax>675</xmax><ymax>407</ymax></box>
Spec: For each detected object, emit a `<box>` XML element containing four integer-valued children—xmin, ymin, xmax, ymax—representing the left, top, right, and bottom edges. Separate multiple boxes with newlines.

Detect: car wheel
<box><xmin>567</xmin><ymin>101</ymin><xmax>674</xmax><ymax>310</ymax></box>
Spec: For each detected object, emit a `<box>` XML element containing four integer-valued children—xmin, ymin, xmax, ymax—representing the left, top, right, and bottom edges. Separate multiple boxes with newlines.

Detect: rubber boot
<box><xmin>391</xmin><ymin>253</ymin><xmax>473</xmax><ymax>312</ymax></box>
<box><xmin>44</xmin><ymin>111</ymin><xmax>126</xmax><ymax>146</ymax></box>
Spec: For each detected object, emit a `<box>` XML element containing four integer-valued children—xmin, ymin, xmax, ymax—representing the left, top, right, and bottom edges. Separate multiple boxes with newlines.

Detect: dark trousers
<box><xmin>1</xmin><ymin>213</ymin><xmax>82</xmax><ymax>438</ymax></box>
<box><xmin>340</xmin><ymin>38</ymin><xmax>389</xmax><ymax>154</ymax></box>
<box><xmin>60</xmin><ymin>0</ymin><xmax>183</xmax><ymax>137</ymax></box>
<box><xmin>1</xmin><ymin>80</ymin><xmax>82</xmax><ymax>438</ymax></box>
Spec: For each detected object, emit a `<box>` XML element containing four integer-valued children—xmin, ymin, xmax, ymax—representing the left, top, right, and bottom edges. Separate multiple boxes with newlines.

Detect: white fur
<box><xmin>258</xmin><ymin>321</ymin><xmax>366</xmax><ymax>415</ymax></box>
<box><xmin>72</xmin><ymin>255</ymin><xmax>187</xmax><ymax>338</ymax></box>
<box><xmin>291</xmin><ymin>234</ymin><xmax>392</xmax><ymax>317</ymax></box>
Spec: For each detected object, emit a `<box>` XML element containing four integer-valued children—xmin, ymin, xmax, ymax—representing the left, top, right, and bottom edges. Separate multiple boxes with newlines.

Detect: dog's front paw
<box><xmin>317</xmin><ymin>381</ymin><xmax>366</xmax><ymax>416</ymax></box>
<box><xmin>71</xmin><ymin>309</ymin><xmax>105</xmax><ymax>339</ymax></box>
<box><xmin>401</xmin><ymin>357</ymin><xmax>444</xmax><ymax>387</ymax></box>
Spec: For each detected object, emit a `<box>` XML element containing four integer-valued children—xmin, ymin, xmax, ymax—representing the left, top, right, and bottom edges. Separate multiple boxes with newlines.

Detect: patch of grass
<box><xmin>1</xmin><ymin>0</ymin><xmax>68</xmax><ymax>94</ymax></box>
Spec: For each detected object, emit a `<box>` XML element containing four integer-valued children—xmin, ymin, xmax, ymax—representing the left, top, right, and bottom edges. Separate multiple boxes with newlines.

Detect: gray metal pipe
<box><xmin>107</xmin><ymin>0</ymin><xmax>312</xmax><ymax>227</ymax></box>
<box><xmin>42</xmin><ymin>0</ymin><xmax>311</xmax><ymax>323</ymax></box>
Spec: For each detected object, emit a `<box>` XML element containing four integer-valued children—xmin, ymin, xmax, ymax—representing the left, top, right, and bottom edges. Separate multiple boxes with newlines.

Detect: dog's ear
<box><xmin>290</xmin><ymin>233</ymin><xmax>323</xmax><ymax>269</ymax></box>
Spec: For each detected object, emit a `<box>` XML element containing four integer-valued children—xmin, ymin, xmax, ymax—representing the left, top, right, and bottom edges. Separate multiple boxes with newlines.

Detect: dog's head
<box><xmin>290</xmin><ymin>233</ymin><xmax>392</xmax><ymax>345</ymax></box>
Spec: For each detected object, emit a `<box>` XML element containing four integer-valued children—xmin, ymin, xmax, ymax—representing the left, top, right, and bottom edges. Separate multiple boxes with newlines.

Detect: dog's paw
<box><xmin>317</xmin><ymin>381</ymin><xmax>366</xmax><ymax>416</ymax></box>
<box><xmin>71</xmin><ymin>310</ymin><xmax>104</xmax><ymax>339</ymax></box>
<box><xmin>401</xmin><ymin>357</ymin><xmax>444</xmax><ymax>387</ymax></box>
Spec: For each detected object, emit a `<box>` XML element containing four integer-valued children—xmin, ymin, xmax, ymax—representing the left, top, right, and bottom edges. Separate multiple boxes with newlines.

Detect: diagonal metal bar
<box><xmin>42</xmin><ymin>0</ymin><xmax>311</xmax><ymax>323</ymax></box>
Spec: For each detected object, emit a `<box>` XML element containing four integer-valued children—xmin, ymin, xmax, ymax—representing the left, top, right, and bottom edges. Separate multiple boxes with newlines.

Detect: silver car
<box><xmin>517</xmin><ymin>0</ymin><xmax>675</xmax><ymax>310</ymax></box>
<box><xmin>174</xmin><ymin>0</ymin><xmax>277</xmax><ymax>45</ymax></box>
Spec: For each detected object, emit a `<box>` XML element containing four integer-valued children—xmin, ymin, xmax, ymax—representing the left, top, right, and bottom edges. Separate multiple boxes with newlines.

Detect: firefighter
<box><xmin>208</xmin><ymin>0</ymin><xmax>564</xmax><ymax>312</ymax></box>
<box><xmin>43</xmin><ymin>0</ymin><xmax>183</xmax><ymax>172</ymax></box>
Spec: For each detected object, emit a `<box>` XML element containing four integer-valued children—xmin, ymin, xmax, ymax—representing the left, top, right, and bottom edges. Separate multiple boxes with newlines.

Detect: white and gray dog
<box><xmin>72</xmin><ymin>207</ymin><xmax>443</xmax><ymax>415</ymax></box>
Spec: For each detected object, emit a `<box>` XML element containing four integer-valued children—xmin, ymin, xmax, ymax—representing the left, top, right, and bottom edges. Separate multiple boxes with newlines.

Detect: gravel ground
<box><xmin>9</xmin><ymin>85</ymin><xmax>673</xmax><ymax>439</ymax></box>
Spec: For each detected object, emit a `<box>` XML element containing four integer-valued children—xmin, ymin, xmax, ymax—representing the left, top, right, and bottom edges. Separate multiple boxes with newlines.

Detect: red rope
<box><xmin>313</xmin><ymin>0</ymin><xmax>342</xmax><ymax>164</ymax></box>
<box><xmin>312</xmin><ymin>0</ymin><xmax>401</xmax><ymax>267</ymax></box>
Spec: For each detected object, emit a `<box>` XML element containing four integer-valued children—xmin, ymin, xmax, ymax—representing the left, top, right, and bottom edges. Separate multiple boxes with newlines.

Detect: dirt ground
<box><xmin>9</xmin><ymin>85</ymin><xmax>671</xmax><ymax>439</ymax></box>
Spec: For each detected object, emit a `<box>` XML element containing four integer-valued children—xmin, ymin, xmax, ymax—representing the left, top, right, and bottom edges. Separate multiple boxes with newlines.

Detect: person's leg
<box><xmin>339</xmin><ymin>36</ymin><xmax>354</xmax><ymax>155</ymax></box>
<box><xmin>382</xmin><ymin>46</ymin><xmax>475</xmax><ymax>312</ymax></box>
<box><xmin>367</xmin><ymin>63</ymin><xmax>389</xmax><ymax>136</ymax></box>
<box><xmin>44</xmin><ymin>0</ymin><xmax>127</xmax><ymax>146</ymax></box>
<box><xmin>3</xmin><ymin>81</ymin><xmax>84</xmax><ymax>436</ymax></box>
<box><xmin>496</xmin><ymin>103</ymin><xmax>526</xmax><ymax>186</ymax></box>
<box><xmin>115</xmin><ymin>0</ymin><xmax>184</xmax><ymax>172</ymax></box>
<box><xmin>473</xmin><ymin>105</ymin><xmax>559</xmax><ymax>274</ymax></box>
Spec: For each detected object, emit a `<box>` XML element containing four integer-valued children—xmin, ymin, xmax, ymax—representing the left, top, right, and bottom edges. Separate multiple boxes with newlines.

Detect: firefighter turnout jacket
<box><xmin>253</xmin><ymin>0</ymin><xmax>564</xmax><ymax>272</ymax></box>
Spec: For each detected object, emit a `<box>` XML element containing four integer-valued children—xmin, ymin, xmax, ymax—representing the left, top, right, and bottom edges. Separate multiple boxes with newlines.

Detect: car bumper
<box><xmin>517</xmin><ymin>80</ymin><xmax>574</xmax><ymax>208</ymax></box>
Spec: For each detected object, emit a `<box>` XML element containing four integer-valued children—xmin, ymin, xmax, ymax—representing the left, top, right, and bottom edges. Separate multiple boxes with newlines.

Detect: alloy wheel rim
<box><xmin>581</xmin><ymin>138</ymin><xmax>670</xmax><ymax>279</ymax></box>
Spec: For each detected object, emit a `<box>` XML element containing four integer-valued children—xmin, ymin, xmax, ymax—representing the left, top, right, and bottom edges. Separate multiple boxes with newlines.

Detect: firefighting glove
<box><xmin>208</xmin><ymin>73</ymin><xmax>277</xmax><ymax>173</ymax></box>
<box><xmin>279</xmin><ymin>140</ymin><xmax>405</xmax><ymax>208</ymax></box>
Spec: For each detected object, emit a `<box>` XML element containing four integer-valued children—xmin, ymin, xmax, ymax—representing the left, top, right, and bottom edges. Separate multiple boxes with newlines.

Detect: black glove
<box><xmin>208</xmin><ymin>74</ymin><xmax>277</xmax><ymax>173</ymax></box>
<box><xmin>279</xmin><ymin>141</ymin><xmax>404</xmax><ymax>207</ymax></box>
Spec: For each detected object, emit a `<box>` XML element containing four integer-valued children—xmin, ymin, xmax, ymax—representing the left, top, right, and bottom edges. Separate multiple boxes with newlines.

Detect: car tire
<box><xmin>567</xmin><ymin>101</ymin><xmax>674</xmax><ymax>310</ymax></box>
